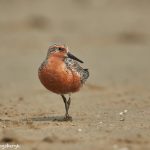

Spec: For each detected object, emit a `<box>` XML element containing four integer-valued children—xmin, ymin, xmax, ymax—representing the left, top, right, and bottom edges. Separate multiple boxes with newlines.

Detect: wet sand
<box><xmin>0</xmin><ymin>0</ymin><xmax>150</xmax><ymax>150</ymax></box>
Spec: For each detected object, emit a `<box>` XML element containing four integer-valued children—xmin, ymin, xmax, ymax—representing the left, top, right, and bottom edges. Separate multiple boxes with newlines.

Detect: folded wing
<box><xmin>65</xmin><ymin>58</ymin><xmax>89</xmax><ymax>84</ymax></box>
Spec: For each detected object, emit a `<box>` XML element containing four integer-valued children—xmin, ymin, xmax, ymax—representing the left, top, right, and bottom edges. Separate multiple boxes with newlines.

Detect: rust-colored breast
<box><xmin>38</xmin><ymin>57</ymin><xmax>81</xmax><ymax>94</ymax></box>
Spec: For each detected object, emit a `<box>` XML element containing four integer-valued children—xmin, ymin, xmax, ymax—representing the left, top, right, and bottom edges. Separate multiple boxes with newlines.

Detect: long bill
<box><xmin>67</xmin><ymin>52</ymin><xmax>84</xmax><ymax>63</ymax></box>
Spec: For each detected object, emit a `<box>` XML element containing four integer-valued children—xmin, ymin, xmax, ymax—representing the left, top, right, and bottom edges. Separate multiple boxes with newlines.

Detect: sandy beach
<box><xmin>0</xmin><ymin>0</ymin><xmax>150</xmax><ymax>149</ymax></box>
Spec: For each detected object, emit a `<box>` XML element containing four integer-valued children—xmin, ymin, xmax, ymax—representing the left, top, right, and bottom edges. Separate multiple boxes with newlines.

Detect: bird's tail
<box><xmin>83</xmin><ymin>69</ymin><xmax>89</xmax><ymax>81</ymax></box>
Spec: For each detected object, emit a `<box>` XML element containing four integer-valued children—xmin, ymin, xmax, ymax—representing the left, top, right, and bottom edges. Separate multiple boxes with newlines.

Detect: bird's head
<box><xmin>46</xmin><ymin>44</ymin><xmax>83</xmax><ymax>63</ymax></box>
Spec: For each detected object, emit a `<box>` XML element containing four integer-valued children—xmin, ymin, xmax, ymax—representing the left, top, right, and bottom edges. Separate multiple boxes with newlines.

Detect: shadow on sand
<box><xmin>25</xmin><ymin>116</ymin><xmax>66</xmax><ymax>122</ymax></box>
<box><xmin>0</xmin><ymin>116</ymin><xmax>71</xmax><ymax>124</ymax></box>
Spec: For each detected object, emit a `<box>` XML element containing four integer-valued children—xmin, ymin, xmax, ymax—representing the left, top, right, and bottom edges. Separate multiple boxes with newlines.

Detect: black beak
<box><xmin>67</xmin><ymin>52</ymin><xmax>84</xmax><ymax>63</ymax></box>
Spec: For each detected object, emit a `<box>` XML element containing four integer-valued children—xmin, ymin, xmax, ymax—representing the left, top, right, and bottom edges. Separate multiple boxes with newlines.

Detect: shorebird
<box><xmin>38</xmin><ymin>44</ymin><xmax>89</xmax><ymax>121</ymax></box>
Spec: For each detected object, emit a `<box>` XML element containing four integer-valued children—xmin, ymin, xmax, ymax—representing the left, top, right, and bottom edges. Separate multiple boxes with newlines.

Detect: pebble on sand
<box><xmin>78</xmin><ymin>128</ymin><xmax>82</xmax><ymax>132</ymax></box>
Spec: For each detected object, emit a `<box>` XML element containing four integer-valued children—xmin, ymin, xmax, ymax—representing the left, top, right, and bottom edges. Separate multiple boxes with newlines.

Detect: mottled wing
<box><xmin>65</xmin><ymin>58</ymin><xmax>89</xmax><ymax>84</ymax></box>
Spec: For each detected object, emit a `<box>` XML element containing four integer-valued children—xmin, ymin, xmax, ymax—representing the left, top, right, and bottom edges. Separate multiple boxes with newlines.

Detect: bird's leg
<box><xmin>67</xmin><ymin>96</ymin><xmax>71</xmax><ymax>109</ymax></box>
<box><xmin>61</xmin><ymin>95</ymin><xmax>68</xmax><ymax>116</ymax></box>
<box><xmin>61</xmin><ymin>94</ymin><xmax>72</xmax><ymax>121</ymax></box>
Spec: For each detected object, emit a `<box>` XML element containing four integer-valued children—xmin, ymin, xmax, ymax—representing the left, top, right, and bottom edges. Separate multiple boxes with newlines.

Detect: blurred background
<box><xmin>0</xmin><ymin>1</ymin><xmax>150</xmax><ymax>149</ymax></box>
<box><xmin>0</xmin><ymin>0</ymin><xmax>150</xmax><ymax>95</ymax></box>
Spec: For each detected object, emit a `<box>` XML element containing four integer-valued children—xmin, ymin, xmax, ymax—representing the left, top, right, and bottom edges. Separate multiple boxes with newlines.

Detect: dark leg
<box><xmin>67</xmin><ymin>96</ymin><xmax>71</xmax><ymax>109</ymax></box>
<box><xmin>61</xmin><ymin>94</ymin><xmax>72</xmax><ymax>121</ymax></box>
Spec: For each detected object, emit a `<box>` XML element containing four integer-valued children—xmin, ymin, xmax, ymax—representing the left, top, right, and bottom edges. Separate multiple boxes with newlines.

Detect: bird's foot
<box><xmin>63</xmin><ymin>115</ymin><xmax>72</xmax><ymax>121</ymax></box>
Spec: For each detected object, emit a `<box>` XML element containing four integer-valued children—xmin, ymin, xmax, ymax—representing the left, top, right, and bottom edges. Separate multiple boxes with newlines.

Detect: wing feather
<box><xmin>64</xmin><ymin>58</ymin><xmax>89</xmax><ymax>84</ymax></box>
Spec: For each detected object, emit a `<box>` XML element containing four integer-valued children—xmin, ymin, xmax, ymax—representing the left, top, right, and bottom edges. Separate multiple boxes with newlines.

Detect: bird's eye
<box><xmin>58</xmin><ymin>47</ymin><xmax>64</xmax><ymax>51</ymax></box>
